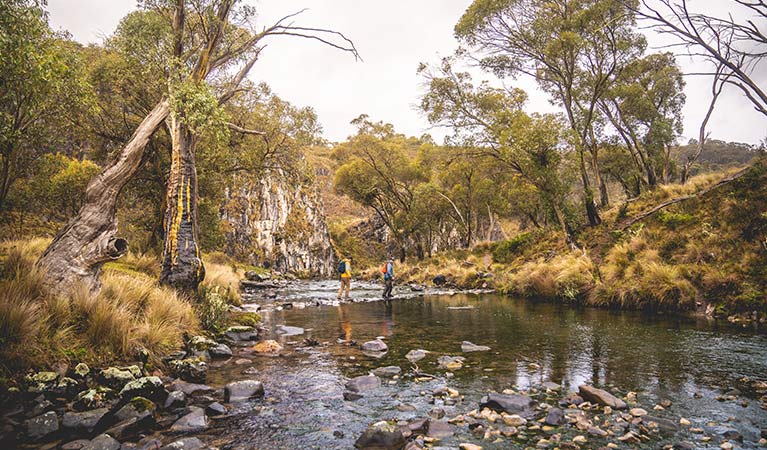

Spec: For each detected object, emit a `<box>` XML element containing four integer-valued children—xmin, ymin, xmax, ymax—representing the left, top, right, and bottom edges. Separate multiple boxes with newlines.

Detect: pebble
<box><xmin>459</xmin><ymin>444</ymin><xmax>482</xmax><ymax>450</ymax></box>
<box><xmin>572</xmin><ymin>435</ymin><xmax>587</xmax><ymax>444</ymax></box>
<box><xmin>720</xmin><ymin>443</ymin><xmax>734</xmax><ymax>450</ymax></box>
<box><xmin>680</xmin><ymin>417</ymin><xmax>691</xmax><ymax>426</ymax></box>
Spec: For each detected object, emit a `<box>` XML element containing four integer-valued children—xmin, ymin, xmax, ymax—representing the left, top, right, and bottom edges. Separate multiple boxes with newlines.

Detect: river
<box><xmin>191</xmin><ymin>281</ymin><xmax>767</xmax><ymax>449</ymax></box>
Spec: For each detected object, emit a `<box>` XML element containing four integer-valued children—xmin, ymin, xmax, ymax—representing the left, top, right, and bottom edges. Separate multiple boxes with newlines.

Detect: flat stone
<box><xmin>630</xmin><ymin>407</ymin><xmax>648</xmax><ymax>417</ymax></box>
<box><xmin>62</xmin><ymin>408</ymin><xmax>109</xmax><ymax>431</ymax></box>
<box><xmin>405</xmin><ymin>349</ymin><xmax>429</xmax><ymax>362</ymax></box>
<box><xmin>559</xmin><ymin>392</ymin><xmax>584</xmax><ymax>406</ymax></box>
<box><xmin>225</xmin><ymin>326</ymin><xmax>258</xmax><ymax>341</ymax></box>
<box><xmin>578</xmin><ymin>385</ymin><xmax>627</xmax><ymax>410</ymax></box>
<box><xmin>643</xmin><ymin>415</ymin><xmax>680</xmax><ymax>433</ymax></box>
<box><xmin>346</xmin><ymin>375</ymin><xmax>381</xmax><ymax>393</ymax></box>
<box><xmin>25</xmin><ymin>411</ymin><xmax>59</xmax><ymax>440</ymax></box>
<box><xmin>205</xmin><ymin>402</ymin><xmax>227</xmax><ymax>416</ymax></box>
<box><xmin>170</xmin><ymin>406</ymin><xmax>209</xmax><ymax>433</ymax></box>
<box><xmin>81</xmin><ymin>434</ymin><xmax>120</xmax><ymax>450</ymax></box>
<box><xmin>372</xmin><ymin>366</ymin><xmax>401</xmax><ymax>378</ymax></box>
<box><xmin>165</xmin><ymin>390</ymin><xmax>186</xmax><ymax>409</ymax></box>
<box><xmin>276</xmin><ymin>325</ymin><xmax>304</xmax><ymax>336</ymax></box>
<box><xmin>224</xmin><ymin>380</ymin><xmax>264</xmax><ymax>402</ymax></box>
<box><xmin>459</xmin><ymin>444</ymin><xmax>482</xmax><ymax>450</ymax></box>
<box><xmin>461</xmin><ymin>341</ymin><xmax>490</xmax><ymax>352</ymax></box>
<box><xmin>426</xmin><ymin>419</ymin><xmax>454</xmax><ymax>438</ymax></box>
<box><xmin>480</xmin><ymin>392</ymin><xmax>536</xmax><ymax>417</ymax></box>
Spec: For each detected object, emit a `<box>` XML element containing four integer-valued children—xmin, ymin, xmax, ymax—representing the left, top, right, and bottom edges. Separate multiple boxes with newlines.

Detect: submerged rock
<box><xmin>545</xmin><ymin>407</ymin><xmax>564</xmax><ymax>426</ymax></box>
<box><xmin>354</xmin><ymin>421</ymin><xmax>406</xmax><ymax>450</ymax></box>
<box><xmin>373</xmin><ymin>366</ymin><xmax>401</xmax><ymax>378</ymax></box>
<box><xmin>253</xmin><ymin>340</ymin><xmax>283</xmax><ymax>354</ymax></box>
<box><xmin>25</xmin><ymin>411</ymin><xmax>59</xmax><ymax>440</ymax></box>
<box><xmin>437</xmin><ymin>355</ymin><xmax>465</xmax><ymax>370</ymax></box>
<box><xmin>426</xmin><ymin>419</ymin><xmax>453</xmax><ymax>438</ymax></box>
<box><xmin>224</xmin><ymin>380</ymin><xmax>264</xmax><ymax>402</ymax></box>
<box><xmin>346</xmin><ymin>375</ymin><xmax>382</xmax><ymax>393</ymax></box>
<box><xmin>405</xmin><ymin>349</ymin><xmax>429</xmax><ymax>362</ymax></box>
<box><xmin>480</xmin><ymin>392</ymin><xmax>536</xmax><ymax>417</ymax></box>
<box><xmin>461</xmin><ymin>341</ymin><xmax>490</xmax><ymax>352</ymax></box>
<box><xmin>578</xmin><ymin>385</ymin><xmax>627</xmax><ymax>409</ymax></box>
<box><xmin>276</xmin><ymin>325</ymin><xmax>305</xmax><ymax>337</ymax></box>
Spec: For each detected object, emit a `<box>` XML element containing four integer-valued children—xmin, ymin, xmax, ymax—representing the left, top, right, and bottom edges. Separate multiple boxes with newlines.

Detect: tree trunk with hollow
<box><xmin>159</xmin><ymin>114</ymin><xmax>205</xmax><ymax>292</ymax></box>
<box><xmin>37</xmin><ymin>100</ymin><xmax>170</xmax><ymax>293</ymax></box>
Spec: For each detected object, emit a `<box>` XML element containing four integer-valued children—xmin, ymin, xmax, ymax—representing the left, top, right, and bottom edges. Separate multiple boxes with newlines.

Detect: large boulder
<box><xmin>170</xmin><ymin>406</ymin><xmax>208</xmax><ymax>433</ymax></box>
<box><xmin>119</xmin><ymin>376</ymin><xmax>166</xmax><ymax>402</ymax></box>
<box><xmin>225</xmin><ymin>326</ymin><xmax>258</xmax><ymax>342</ymax></box>
<box><xmin>25</xmin><ymin>411</ymin><xmax>59</xmax><ymax>440</ymax></box>
<box><xmin>461</xmin><ymin>341</ymin><xmax>490</xmax><ymax>352</ymax></box>
<box><xmin>168</xmin><ymin>359</ymin><xmax>208</xmax><ymax>384</ymax></box>
<box><xmin>115</xmin><ymin>397</ymin><xmax>156</xmax><ymax>422</ymax></box>
<box><xmin>62</xmin><ymin>408</ymin><xmax>109</xmax><ymax>432</ymax></box>
<box><xmin>81</xmin><ymin>434</ymin><xmax>120</xmax><ymax>450</ymax></box>
<box><xmin>209</xmin><ymin>343</ymin><xmax>233</xmax><ymax>359</ymax></box>
<box><xmin>578</xmin><ymin>385</ymin><xmax>627</xmax><ymax>410</ymax></box>
<box><xmin>346</xmin><ymin>375</ymin><xmax>381</xmax><ymax>393</ymax></box>
<box><xmin>354</xmin><ymin>421</ymin><xmax>406</xmax><ymax>450</ymax></box>
<box><xmin>480</xmin><ymin>393</ymin><xmax>536</xmax><ymax>417</ymax></box>
<box><xmin>362</xmin><ymin>340</ymin><xmax>388</xmax><ymax>352</ymax></box>
<box><xmin>224</xmin><ymin>380</ymin><xmax>264</xmax><ymax>402</ymax></box>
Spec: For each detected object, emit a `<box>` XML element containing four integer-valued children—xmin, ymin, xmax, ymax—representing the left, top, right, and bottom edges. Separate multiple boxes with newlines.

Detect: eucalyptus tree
<box><xmin>599</xmin><ymin>52</ymin><xmax>686</xmax><ymax>186</ymax></box>
<box><xmin>454</xmin><ymin>0</ymin><xmax>646</xmax><ymax>224</ymax></box>
<box><xmin>419</xmin><ymin>60</ymin><xmax>575</xmax><ymax>243</ymax></box>
<box><xmin>38</xmin><ymin>0</ymin><xmax>358</xmax><ymax>293</ymax></box>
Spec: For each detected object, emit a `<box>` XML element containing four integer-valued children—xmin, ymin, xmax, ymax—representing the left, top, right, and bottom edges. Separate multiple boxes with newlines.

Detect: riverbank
<box><xmin>6</xmin><ymin>286</ymin><xmax>766</xmax><ymax>449</ymax></box>
<box><xmin>356</xmin><ymin>161</ymin><xmax>767</xmax><ymax>322</ymax></box>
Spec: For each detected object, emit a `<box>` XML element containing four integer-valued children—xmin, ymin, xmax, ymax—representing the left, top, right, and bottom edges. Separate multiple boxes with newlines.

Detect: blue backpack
<box><xmin>337</xmin><ymin>260</ymin><xmax>346</xmax><ymax>274</ymax></box>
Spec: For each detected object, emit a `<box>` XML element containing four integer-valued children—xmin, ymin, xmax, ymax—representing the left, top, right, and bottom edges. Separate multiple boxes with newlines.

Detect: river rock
<box><xmin>459</xmin><ymin>444</ymin><xmax>482</xmax><ymax>450</ymax></box>
<box><xmin>74</xmin><ymin>387</ymin><xmax>116</xmax><ymax>411</ymax></box>
<box><xmin>209</xmin><ymin>343</ymin><xmax>233</xmax><ymax>358</ymax></box>
<box><xmin>545</xmin><ymin>407</ymin><xmax>564</xmax><ymax>426</ymax></box>
<box><xmin>405</xmin><ymin>349</ymin><xmax>429</xmax><ymax>362</ymax></box>
<box><xmin>276</xmin><ymin>325</ymin><xmax>304</xmax><ymax>336</ymax></box>
<box><xmin>362</xmin><ymin>339</ymin><xmax>388</xmax><ymax>352</ymax></box>
<box><xmin>52</xmin><ymin>376</ymin><xmax>82</xmax><ymax>398</ymax></box>
<box><xmin>62</xmin><ymin>408</ymin><xmax>109</xmax><ymax>431</ymax></box>
<box><xmin>433</xmin><ymin>275</ymin><xmax>447</xmax><ymax>286</ymax></box>
<box><xmin>25</xmin><ymin>371</ymin><xmax>58</xmax><ymax>393</ymax></box>
<box><xmin>225</xmin><ymin>326</ymin><xmax>259</xmax><ymax>342</ymax></box>
<box><xmin>354</xmin><ymin>421</ymin><xmax>406</xmax><ymax>450</ymax></box>
<box><xmin>373</xmin><ymin>366</ymin><xmax>401</xmax><ymax>377</ymax></box>
<box><xmin>164</xmin><ymin>390</ymin><xmax>186</xmax><ymax>409</ymax></box>
<box><xmin>643</xmin><ymin>415</ymin><xmax>679</xmax><ymax>432</ymax></box>
<box><xmin>99</xmin><ymin>367</ymin><xmax>138</xmax><ymax>389</ymax></box>
<box><xmin>224</xmin><ymin>380</ymin><xmax>264</xmax><ymax>402</ymax></box>
<box><xmin>170</xmin><ymin>406</ymin><xmax>208</xmax><ymax>433</ymax></box>
<box><xmin>25</xmin><ymin>411</ymin><xmax>59</xmax><ymax>440</ymax></box>
<box><xmin>205</xmin><ymin>402</ymin><xmax>227</xmax><ymax>416</ymax></box>
<box><xmin>160</xmin><ymin>437</ymin><xmax>206</xmax><ymax>450</ymax></box>
<box><xmin>578</xmin><ymin>385</ymin><xmax>627</xmax><ymax>409</ymax></box>
<box><xmin>437</xmin><ymin>356</ymin><xmax>465</xmax><ymax>370</ymax></box>
<box><xmin>346</xmin><ymin>375</ymin><xmax>381</xmax><ymax>393</ymax></box>
<box><xmin>559</xmin><ymin>392</ymin><xmax>584</xmax><ymax>406</ymax></box>
<box><xmin>61</xmin><ymin>439</ymin><xmax>91</xmax><ymax>450</ymax></box>
<box><xmin>461</xmin><ymin>341</ymin><xmax>490</xmax><ymax>352</ymax></box>
<box><xmin>74</xmin><ymin>363</ymin><xmax>90</xmax><ymax>378</ymax></box>
<box><xmin>426</xmin><ymin>419</ymin><xmax>454</xmax><ymax>438</ymax></box>
<box><xmin>254</xmin><ymin>340</ymin><xmax>282</xmax><ymax>354</ymax></box>
<box><xmin>168</xmin><ymin>359</ymin><xmax>208</xmax><ymax>383</ymax></box>
<box><xmin>168</xmin><ymin>380</ymin><xmax>212</xmax><ymax>396</ymax></box>
<box><xmin>542</xmin><ymin>382</ymin><xmax>561</xmax><ymax>391</ymax></box>
<box><xmin>120</xmin><ymin>376</ymin><xmax>166</xmax><ymax>402</ymax></box>
<box><xmin>81</xmin><ymin>434</ymin><xmax>120</xmax><ymax>450</ymax></box>
<box><xmin>115</xmin><ymin>397</ymin><xmax>156</xmax><ymax>422</ymax></box>
<box><xmin>480</xmin><ymin>392</ymin><xmax>536</xmax><ymax>417</ymax></box>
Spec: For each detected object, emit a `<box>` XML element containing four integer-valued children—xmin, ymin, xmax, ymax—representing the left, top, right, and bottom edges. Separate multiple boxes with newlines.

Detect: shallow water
<box><xmin>203</xmin><ymin>282</ymin><xmax>767</xmax><ymax>449</ymax></box>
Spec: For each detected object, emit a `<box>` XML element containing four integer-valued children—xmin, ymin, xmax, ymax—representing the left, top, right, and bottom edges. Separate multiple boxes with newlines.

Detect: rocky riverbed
<box><xmin>3</xmin><ymin>282</ymin><xmax>767</xmax><ymax>449</ymax></box>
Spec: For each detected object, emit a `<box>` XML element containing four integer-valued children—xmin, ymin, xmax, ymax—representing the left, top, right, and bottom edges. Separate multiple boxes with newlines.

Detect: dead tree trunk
<box><xmin>37</xmin><ymin>100</ymin><xmax>170</xmax><ymax>293</ymax></box>
<box><xmin>159</xmin><ymin>115</ymin><xmax>204</xmax><ymax>292</ymax></box>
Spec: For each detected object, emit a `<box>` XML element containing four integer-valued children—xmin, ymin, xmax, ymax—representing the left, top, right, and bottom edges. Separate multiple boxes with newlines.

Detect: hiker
<box><xmin>382</xmin><ymin>258</ymin><xmax>394</xmax><ymax>300</ymax></box>
<box><xmin>337</xmin><ymin>256</ymin><xmax>352</xmax><ymax>300</ymax></box>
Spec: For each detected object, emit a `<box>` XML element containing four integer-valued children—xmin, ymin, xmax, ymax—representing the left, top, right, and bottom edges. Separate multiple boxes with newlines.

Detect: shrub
<box><xmin>492</xmin><ymin>232</ymin><xmax>532</xmax><ymax>264</ymax></box>
<box><xmin>196</xmin><ymin>286</ymin><xmax>230</xmax><ymax>332</ymax></box>
<box><xmin>504</xmin><ymin>251</ymin><xmax>596</xmax><ymax>301</ymax></box>
<box><xmin>657</xmin><ymin>210</ymin><xmax>696</xmax><ymax>229</ymax></box>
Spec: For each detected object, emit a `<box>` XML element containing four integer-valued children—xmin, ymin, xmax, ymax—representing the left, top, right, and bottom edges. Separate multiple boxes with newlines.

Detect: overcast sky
<box><xmin>48</xmin><ymin>0</ymin><xmax>765</xmax><ymax>145</ymax></box>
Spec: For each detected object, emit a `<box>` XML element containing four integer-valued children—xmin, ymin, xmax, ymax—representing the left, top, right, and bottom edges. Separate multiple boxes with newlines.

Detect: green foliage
<box><xmin>196</xmin><ymin>286</ymin><xmax>230</xmax><ymax>332</ymax></box>
<box><xmin>492</xmin><ymin>232</ymin><xmax>532</xmax><ymax>263</ymax></box>
<box><xmin>170</xmin><ymin>79</ymin><xmax>230</xmax><ymax>143</ymax></box>
<box><xmin>657</xmin><ymin>210</ymin><xmax>696</xmax><ymax>229</ymax></box>
<box><xmin>231</xmin><ymin>312</ymin><xmax>261</xmax><ymax>328</ymax></box>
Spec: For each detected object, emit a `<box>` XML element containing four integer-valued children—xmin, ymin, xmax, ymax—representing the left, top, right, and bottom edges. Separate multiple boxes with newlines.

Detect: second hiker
<box><xmin>382</xmin><ymin>258</ymin><xmax>394</xmax><ymax>300</ymax></box>
<box><xmin>337</xmin><ymin>256</ymin><xmax>352</xmax><ymax>300</ymax></box>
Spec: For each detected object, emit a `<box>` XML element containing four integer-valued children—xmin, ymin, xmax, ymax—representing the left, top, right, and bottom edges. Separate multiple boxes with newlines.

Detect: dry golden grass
<box><xmin>0</xmin><ymin>239</ymin><xmax>199</xmax><ymax>371</ymax></box>
<box><xmin>503</xmin><ymin>251</ymin><xmax>597</xmax><ymax>301</ymax></box>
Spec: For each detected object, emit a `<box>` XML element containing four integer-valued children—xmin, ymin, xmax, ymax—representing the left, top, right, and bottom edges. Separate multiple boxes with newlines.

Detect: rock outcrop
<box><xmin>222</xmin><ymin>168</ymin><xmax>334</xmax><ymax>276</ymax></box>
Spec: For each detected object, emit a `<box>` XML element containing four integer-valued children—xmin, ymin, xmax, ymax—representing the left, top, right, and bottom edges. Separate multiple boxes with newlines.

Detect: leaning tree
<box><xmin>37</xmin><ymin>0</ymin><xmax>358</xmax><ymax>293</ymax></box>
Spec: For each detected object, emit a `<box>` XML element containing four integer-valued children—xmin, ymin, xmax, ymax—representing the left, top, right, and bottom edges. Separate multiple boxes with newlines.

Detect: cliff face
<box><xmin>222</xmin><ymin>169</ymin><xmax>335</xmax><ymax>276</ymax></box>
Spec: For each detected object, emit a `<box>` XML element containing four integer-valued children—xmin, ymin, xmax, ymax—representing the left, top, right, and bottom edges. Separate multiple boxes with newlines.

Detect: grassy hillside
<box><xmin>372</xmin><ymin>160</ymin><xmax>767</xmax><ymax>318</ymax></box>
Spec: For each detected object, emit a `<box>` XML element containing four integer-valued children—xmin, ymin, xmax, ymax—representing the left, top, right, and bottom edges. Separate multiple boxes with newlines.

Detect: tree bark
<box><xmin>159</xmin><ymin>115</ymin><xmax>205</xmax><ymax>292</ymax></box>
<box><xmin>37</xmin><ymin>100</ymin><xmax>170</xmax><ymax>293</ymax></box>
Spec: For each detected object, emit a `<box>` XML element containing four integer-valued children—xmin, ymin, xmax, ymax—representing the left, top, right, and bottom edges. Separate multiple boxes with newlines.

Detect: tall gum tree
<box><xmin>454</xmin><ymin>0</ymin><xmax>646</xmax><ymax>226</ymax></box>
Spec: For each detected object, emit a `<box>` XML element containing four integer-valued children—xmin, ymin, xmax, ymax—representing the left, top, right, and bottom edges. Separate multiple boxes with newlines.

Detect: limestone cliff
<box><xmin>222</xmin><ymin>169</ymin><xmax>335</xmax><ymax>276</ymax></box>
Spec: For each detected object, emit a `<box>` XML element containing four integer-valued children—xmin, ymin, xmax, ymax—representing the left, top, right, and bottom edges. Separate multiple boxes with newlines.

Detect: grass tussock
<box><xmin>0</xmin><ymin>239</ymin><xmax>199</xmax><ymax>371</ymax></box>
<box><xmin>500</xmin><ymin>251</ymin><xmax>597</xmax><ymax>301</ymax></box>
<box><xmin>589</xmin><ymin>235</ymin><xmax>697</xmax><ymax>310</ymax></box>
